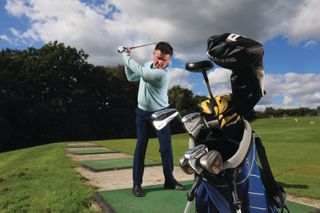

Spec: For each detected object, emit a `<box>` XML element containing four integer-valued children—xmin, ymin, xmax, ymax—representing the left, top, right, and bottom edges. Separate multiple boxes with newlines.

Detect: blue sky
<box><xmin>1</xmin><ymin>0</ymin><xmax>320</xmax><ymax>110</ymax></box>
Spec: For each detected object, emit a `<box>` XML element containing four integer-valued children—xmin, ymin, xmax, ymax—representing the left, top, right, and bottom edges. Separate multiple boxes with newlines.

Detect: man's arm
<box><xmin>121</xmin><ymin>52</ymin><xmax>165</xmax><ymax>84</ymax></box>
<box><xmin>124</xmin><ymin>64</ymin><xmax>141</xmax><ymax>82</ymax></box>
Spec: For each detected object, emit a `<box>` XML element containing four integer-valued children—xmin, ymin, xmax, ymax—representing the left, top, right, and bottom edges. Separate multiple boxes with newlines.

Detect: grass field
<box><xmin>96</xmin><ymin>116</ymin><xmax>320</xmax><ymax>199</ymax></box>
<box><xmin>0</xmin><ymin>116</ymin><xmax>318</xmax><ymax>212</ymax></box>
<box><xmin>0</xmin><ymin>143</ymin><xmax>97</xmax><ymax>213</ymax></box>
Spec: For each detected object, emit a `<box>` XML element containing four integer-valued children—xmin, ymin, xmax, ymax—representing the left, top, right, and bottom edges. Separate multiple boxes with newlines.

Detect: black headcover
<box><xmin>207</xmin><ymin>33</ymin><xmax>263</xmax><ymax>70</ymax></box>
<box><xmin>207</xmin><ymin>33</ymin><xmax>265</xmax><ymax>116</ymax></box>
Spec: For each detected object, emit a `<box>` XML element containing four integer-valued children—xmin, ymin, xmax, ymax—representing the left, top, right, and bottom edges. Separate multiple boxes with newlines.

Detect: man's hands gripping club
<box><xmin>117</xmin><ymin>46</ymin><xmax>130</xmax><ymax>54</ymax></box>
<box><xmin>118</xmin><ymin>42</ymin><xmax>157</xmax><ymax>54</ymax></box>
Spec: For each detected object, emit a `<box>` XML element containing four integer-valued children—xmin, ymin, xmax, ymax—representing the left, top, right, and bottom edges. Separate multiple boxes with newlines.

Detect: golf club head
<box><xmin>179</xmin><ymin>156</ymin><xmax>195</xmax><ymax>175</ymax></box>
<box><xmin>184</xmin><ymin>144</ymin><xmax>208</xmax><ymax>173</ymax></box>
<box><xmin>181</xmin><ymin>112</ymin><xmax>203</xmax><ymax>134</ymax></box>
<box><xmin>151</xmin><ymin>108</ymin><xmax>179</xmax><ymax>130</ymax></box>
<box><xmin>200</xmin><ymin>150</ymin><xmax>223</xmax><ymax>175</ymax></box>
<box><xmin>185</xmin><ymin>60</ymin><xmax>213</xmax><ymax>73</ymax></box>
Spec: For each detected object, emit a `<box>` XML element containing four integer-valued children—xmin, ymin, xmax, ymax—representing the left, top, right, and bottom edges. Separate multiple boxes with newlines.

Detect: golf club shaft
<box><xmin>130</xmin><ymin>42</ymin><xmax>157</xmax><ymax>49</ymax></box>
<box><xmin>183</xmin><ymin>201</ymin><xmax>192</xmax><ymax>213</ymax></box>
<box><xmin>202</xmin><ymin>71</ymin><xmax>214</xmax><ymax>100</ymax></box>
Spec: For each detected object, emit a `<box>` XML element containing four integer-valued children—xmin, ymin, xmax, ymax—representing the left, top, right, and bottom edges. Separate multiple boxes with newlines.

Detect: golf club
<box><xmin>184</xmin><ymin>144</ymin><xmax>208</xmax><ymax>174</ymax></box>
<box><xmin>151</xmin><ymin>108</ymin><xmax>179</xmax><ymax>130</ymax></box>
<box><xmin>200</xmin><ymin>150</ymin><xmax>223</xmax><ymax>174</ymax></box>
<box><xmin>185</xmin><ymin>60</ymin><xmax>215</xmax><ymax>100</ymax></box>
<box><xmin>118</xmin><ymin>42</ymin><xmax>157</xmax><ymax>53</ymax></box>
<box><xmin>130</xmin><ymin>42</ymin><xmax>157</xmax><ymax>50</ymax></box>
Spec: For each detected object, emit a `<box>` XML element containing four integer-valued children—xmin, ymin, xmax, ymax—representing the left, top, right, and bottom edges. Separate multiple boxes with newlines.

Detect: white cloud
<box><xmin>283</xmin><ymin>96</ymin><xmax>293</xmax><ymax>105</ymax></box>
<box><xmin>4</xmin><ymin>0</ymin><xmax>320</xmax><ymax>66</ymax></box>
<box><xmin>4</xmin><ymin>0</ymin><xmax>32</xmax><ymax>17</ymax></box>
<box><xmin>0</xmin><ymin>34</ymin><xmax>13</xmax><ymax>43</ymax></box>
<box><xmin>263</xmin><ymin>73</ymin><xmax>320</xmax><ymax>108</ymax></box>
<box><xmin>285</xmin><ymin>0</ymin><xmax>320</xmax><ymax>44</ymax></box>
<box><xmin>304</xmin><ymin>40</ymin><xmax>318</xmax><ymax>48</ymax></box>
<box><xmin>254</xmin><ymin>105</ymin><xmax>266</xmax><ymax>112</ymax></box>
<box><xmin>208</xmin><ymin>68</ymin><xmax>232</xmax><ymax>84</ymax></box>
<box><xmin>169</xmin><ymin>67</ymin><xmax>192</xmax><ymax>89</ymax></box>
<box><xmin>200</xmin><ymin>72</ymin><xmax>320</xmax><ymax>109</ymax></box>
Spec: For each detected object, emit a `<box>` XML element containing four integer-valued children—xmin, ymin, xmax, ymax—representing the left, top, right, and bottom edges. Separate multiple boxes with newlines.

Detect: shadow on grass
<box><xmin>279</xmin><ymin>181</ymin><xmax>309</xmax><ymax>189</ymax></box>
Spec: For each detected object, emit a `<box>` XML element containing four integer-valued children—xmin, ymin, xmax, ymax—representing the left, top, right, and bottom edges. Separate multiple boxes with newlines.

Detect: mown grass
<box><xmin>251</xmin><ymin>116</ymin><xmax>320</xmax><ymax>199</ymax></box>
<box><xmin>0</xmin><ymin>116</ymin><xmax>318</xmax><ymax>212</ymax></box>
<box><xmin>95</xmin><ymin>116</ymin><xmax>320</xmax><ymax>199</ymax></box>
<box><xmin>0</xmin><ymin>143</ymin><xmax>97</xmax><ymax>213</ymax></box>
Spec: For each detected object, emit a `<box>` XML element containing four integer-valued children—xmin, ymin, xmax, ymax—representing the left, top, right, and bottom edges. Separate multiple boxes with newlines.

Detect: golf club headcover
<box><xmin>207</xmin><ymin>33</ymin><xmax>265</xmax><ymax>115</ymax></box>
<box><xmin>207</xmin><ymin>33</ymin><xmax>264</xmax><ymax>70</ymax></box>
<box><xmin>199</xmin><ymin>95</ymin><xmax>240</xmax><ymax>129</ymax></box>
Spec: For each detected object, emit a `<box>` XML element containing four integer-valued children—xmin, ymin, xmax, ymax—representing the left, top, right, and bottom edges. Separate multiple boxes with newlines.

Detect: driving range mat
<box><xmin>95</xmin><ymin>182</ymin><xmax>194</xmax><ymax>213</ymax></box>
<box><xmin>80</xmin><ymin>158</ymin><xmax>161</xmax><ymax>172</ymax></box>
<box><xmin>96</xmin><ymin>182</ymin><xmax>319</xmax><ymax>213</ymax></box>
<box><xmin>68</xmin><ymin>148</ymin><xmax>118</xmax><ymax>155</ymax></box>
<box><xmin>67</xmin><ymin>142</ymin><xmax>101</xmax><ymax>148</ymax></box>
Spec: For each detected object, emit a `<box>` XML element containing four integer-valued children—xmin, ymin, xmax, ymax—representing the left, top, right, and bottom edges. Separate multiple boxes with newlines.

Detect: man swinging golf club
<box><xmin>118</xmin><ymin>42</ymin><xmax>185</xmax><ymax>197</ymax></box>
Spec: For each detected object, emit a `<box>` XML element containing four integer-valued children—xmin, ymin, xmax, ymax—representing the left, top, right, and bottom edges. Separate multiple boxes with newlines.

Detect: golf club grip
<box><xmin>187</xmin><ymin>175</ymin><xmax>201</xmax><ymax>201</ymax></box>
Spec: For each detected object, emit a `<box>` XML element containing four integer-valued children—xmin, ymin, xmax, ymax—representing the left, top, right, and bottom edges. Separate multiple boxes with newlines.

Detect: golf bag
<box><xmin>193</xmin><ymin>123</ymin><xmax>287</xmax><ymax>213</ymax></box>
<box><xmin>179</xmin><ymin>33</ymin><xmax>287</xmax><ymax>213</ymax></box>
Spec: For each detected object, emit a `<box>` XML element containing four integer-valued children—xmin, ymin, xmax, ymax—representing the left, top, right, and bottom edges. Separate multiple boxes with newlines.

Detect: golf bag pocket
<box><xmin>195</xmin><ymin>142</ymin><xmax>278</xmax><ymax>213</ymax></box>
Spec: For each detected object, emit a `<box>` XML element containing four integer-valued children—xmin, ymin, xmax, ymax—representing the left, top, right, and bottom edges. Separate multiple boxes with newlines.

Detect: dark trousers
<box><xmin>133</xmin><ymin>107</ymin><xmax>175</xmax><ymax>187</ymax></box>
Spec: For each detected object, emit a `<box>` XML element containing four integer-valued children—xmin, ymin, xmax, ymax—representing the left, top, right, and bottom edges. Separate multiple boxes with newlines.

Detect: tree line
<box><xmin>0</xmin><ymin>42</ymin><xmax>205</xmax><ymax>151</ymax></box>
<box><xmin>1</xmin><ymin>42</ymin><xmax>318</xmax><ymax>151</ymax></box>
<box><xmin>256</xmin><ymin>107</ymin><xmax>320</xmax><ymax>118</ymax></box>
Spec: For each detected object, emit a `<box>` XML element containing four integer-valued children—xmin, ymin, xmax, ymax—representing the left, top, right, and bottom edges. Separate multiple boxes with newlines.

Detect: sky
<box><xmin>1</xmin><ymin>0</ymin><xmax>320</xmax><ymax>111</ymax></box>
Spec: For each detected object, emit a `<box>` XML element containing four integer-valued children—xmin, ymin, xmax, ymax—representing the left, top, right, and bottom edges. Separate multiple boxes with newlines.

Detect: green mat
<box><xmin>96</xmin><ymin>183</ymin><xmax>194</xmax><ymax>213</ymax></box>
<box><xmin>96</xmin><ymin>182</ymin><xmax>319</xmax><ymax>213</ymax></box>
<box><xmin>80</xmin><ymin>158</ymin><xmax>161</xmax><ymax>172</ymax></box>
<box><xmin>66</xmin><ymin>143</ymin><xmax>100</xmax><ymax>148</ymax></box>
<box><xmin>68</xmin><ymin>149</ymin><xmax>117</xmax><ymax>155</ymax></box>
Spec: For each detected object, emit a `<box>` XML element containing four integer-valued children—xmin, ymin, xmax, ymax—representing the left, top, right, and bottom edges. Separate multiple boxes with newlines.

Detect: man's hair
<box><xmin>155</xmin><ymin>41</ymin><xmax>173</xmax><ymax>56</ymax></box>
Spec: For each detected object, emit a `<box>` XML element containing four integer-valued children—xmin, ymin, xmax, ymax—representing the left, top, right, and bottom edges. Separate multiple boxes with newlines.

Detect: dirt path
<box><xmin>75</xmin><ymin>166</ymin><xmax>193</xmax><ymax>191</ymax></box>
<box><xmin>287</xmin><ymin>194</ymin><xmax>320</xmax><ymax>209</ymax></box>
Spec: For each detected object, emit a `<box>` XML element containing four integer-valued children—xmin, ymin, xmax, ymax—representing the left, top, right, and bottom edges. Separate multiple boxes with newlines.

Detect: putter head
<box><xmin>151</xmin><ymin>108</ymin><xmax>179</xmax><ymax>130</ymax></box>
<box><xmin>200</xmin><ymin>150</ymin><xmax>223</xmax><ymax>174</ymax></box>
<box><xmin>184</xmin><ymin>144</ymin><xmax>208</xmax><ymax>173</ymax></box>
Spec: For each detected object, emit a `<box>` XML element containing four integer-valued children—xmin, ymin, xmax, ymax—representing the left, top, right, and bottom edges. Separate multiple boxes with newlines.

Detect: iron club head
<box><xmin>151</xmin><ymin>108</ymin><xmax>179</xmax><ymax>130</ymax></box>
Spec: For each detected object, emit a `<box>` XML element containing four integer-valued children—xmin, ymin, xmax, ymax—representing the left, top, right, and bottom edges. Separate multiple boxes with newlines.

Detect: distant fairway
<box><xmin>96</xmin><ymin>116</ymin><xmax>320</xmax><ymax>199</ymax></box>
<box><xmin>251</xmin><ymin>116</ymin><xmax>320</xmax><ymax>199</ymax></box>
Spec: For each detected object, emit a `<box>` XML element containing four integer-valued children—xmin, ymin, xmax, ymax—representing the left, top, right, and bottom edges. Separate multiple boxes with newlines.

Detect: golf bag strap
<box><xmin>255</xmin><ymin>134</ymin><xmax>289</xmax><ymax>212</ymax></box>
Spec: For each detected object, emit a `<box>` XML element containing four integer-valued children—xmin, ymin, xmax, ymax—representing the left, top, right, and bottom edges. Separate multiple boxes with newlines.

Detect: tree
<box><xmin>168</xmin><ymin>85</ymin><xmax>198</xmax><ymax>116</ymax></box>
<box><xmin>0</xmin><ymin>42</ymin><xmax>139</xmax><ymax>151</ymax></box>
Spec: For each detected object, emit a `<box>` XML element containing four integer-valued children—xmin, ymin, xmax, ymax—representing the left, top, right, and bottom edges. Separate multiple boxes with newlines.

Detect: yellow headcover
<box><xmin>199</xmin><ymin>95</ymin><xmax>240</xmax><ymax>128</ymax></box>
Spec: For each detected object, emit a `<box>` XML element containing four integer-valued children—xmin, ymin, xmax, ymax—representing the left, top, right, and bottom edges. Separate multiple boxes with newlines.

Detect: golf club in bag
<box><xmin>151</xmin><ymin>33</ymin><xmax>288</xmax><ymax>213</ymax></box>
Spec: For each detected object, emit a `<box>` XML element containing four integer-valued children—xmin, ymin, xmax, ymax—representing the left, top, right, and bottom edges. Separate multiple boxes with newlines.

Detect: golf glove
<box><xmin>117</xmin><ymin>46</ymin><xmax>128</xmax><ymax>53</ymax></box>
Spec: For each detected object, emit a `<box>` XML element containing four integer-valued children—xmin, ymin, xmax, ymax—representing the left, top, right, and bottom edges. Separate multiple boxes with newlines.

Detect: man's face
<box><xmin>153</xmin><ymin>50</ymin><xmax>171</xmax><ymax>69</ymax></box>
